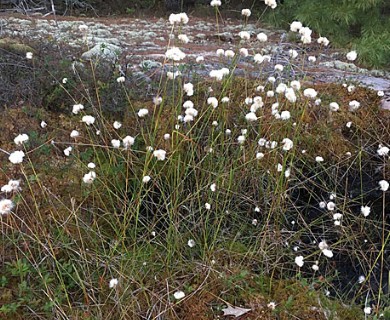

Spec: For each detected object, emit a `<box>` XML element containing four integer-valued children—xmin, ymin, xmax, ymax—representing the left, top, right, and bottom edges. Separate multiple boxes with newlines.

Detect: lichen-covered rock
<box><xmin>81</xmin><ymin>43</ymin><xmax>122</xmax><ymax>62</ymax></box>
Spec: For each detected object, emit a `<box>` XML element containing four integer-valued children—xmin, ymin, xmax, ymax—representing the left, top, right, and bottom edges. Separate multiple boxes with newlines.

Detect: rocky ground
<box><xmin>0</xmin><ymin>11</ymin><xmax>389</xmax><ymax>109</ymax></box>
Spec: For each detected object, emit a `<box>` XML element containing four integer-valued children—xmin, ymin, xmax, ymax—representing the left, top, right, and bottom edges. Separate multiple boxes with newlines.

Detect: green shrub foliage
<box><xmin>268</xmin><ymin>0</ymin><xmax>390</xmax><ymax>68</ymax></box>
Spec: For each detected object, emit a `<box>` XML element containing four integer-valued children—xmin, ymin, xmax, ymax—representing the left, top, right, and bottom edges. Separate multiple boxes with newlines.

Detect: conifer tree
<box><xmin>269</xmin><ymin>0</ymin><xmax>390</xmax><ymax>68</ymax></box>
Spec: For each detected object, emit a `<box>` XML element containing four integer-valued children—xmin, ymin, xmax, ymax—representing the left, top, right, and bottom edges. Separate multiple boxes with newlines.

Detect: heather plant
<box><xmin>0</xmin><ymin>2</ymin><xmax>389</xmax><ymax>319</ymax></box>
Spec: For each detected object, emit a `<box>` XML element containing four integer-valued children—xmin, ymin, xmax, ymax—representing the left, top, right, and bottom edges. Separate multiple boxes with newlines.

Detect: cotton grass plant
<box><xmin>0</xmin><ymin>2</ymin><xmax>389</xmax><ymax>319</ymax></box>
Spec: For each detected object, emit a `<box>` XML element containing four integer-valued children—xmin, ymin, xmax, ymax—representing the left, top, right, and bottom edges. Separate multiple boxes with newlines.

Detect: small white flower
<box><xmin>333</xmin><ymin>213</ymin><xmax>343</xmax><ymax>220</ymax></box>
<box><xmin>312</xmin><ymin>264</ymin><xmax>319</xmax><ymax>271</ymax></box>
<box><xmin>361</xmin><ymin>205</ymin><xmax>371</xmax><ymax>217</ymax></box>
<box><xmin>142</xmin><ymin>176</ymin><xmax>151</xmax><ymax>183</ymax></box>
<box><xmin>274</xmin><ymin>64</ymin><xmax>284</xmax><ymax>71</ymax></box>
<box><xmin>167</xmin><ymin>71</ymin><xmax>181</xmax><ymax>80</ymax></box>
<box><xmin>363</xmin><ymin>307</ymin><xmax>371</xmax><ymax>315</ymax></box>
<box><xmin>168</xmin><ymin>13</ymin><xmax>189</xmax><ymax>25</ymax></box>
<box><xmin>165</xmin><ymin>47</ymin><xmax>186</xmax><ymax>61</ymax></box>
<box><xmin>174</xmin><ymin>290</ymin><xmax>185</xmax><ymax>300</ymax></box>
<box><xmin>88</xmin><ymin>162</ymin><xmax>96</xmax><ymax>169</ymax></box>
<box><xmin>319</xmin><ymin>201</ymin><xmax>326</xmax><ymax>209</ymax></box>
<box><xmin>178</xmin><ymin>34</ymin><xmax>190</xmax><ymax>44</ymax></box>
<box><xmin>63</xmin><ymin>146</ymin><xmax>72</xmax><ymax>157</ymax></box>
<box><xmin>183</xmin><ymin>82</ymin><xmax>194</xmax><ymax>96</ymax></box>
<box><xmin>264</xmin><ymin>0</ymin><xmax>277</xmax><ymax>9</ymax></box>
<box><xmin>267</xmin><ymin>302</ymin><xmax>276</xmax><ymax>310</ymax></box>
<box><xmin>82</xmin><ymin>171</ymin><xmax>96</xmax><ymax>184</ymax></box>
<box><xmin>210</xmin><ymin>0</ymin><xmax>221</xmax><ymax>7</ymax></box>
<box><xmin>266</xmin><ymin>90</ymin><xmax>274</xmax><ymax>97</ymax></box>
<box><xmin>295</xmin><ymin>256</ymin><xmax>304</xmax><ymax>267</ymax></box>
<box><xmin>358</xmin><ymin>275</ymin><xmax>365</xmax><ymax>284</ymax></box>
<box><xmin>109</xmin><ymin>278</ymin><xmax>118</xmax><ymax>288</ymax></box>
<box><xmin>258</xmin><ymin>138</ymin><xmax>267</xmax><ymax>147</ymax></box>
<box><xmin>1</xmin><ymin>180</ymin><xmax>21</xmax><ymax>193</ymax></box>
<box><xmin>257</xmin><ymin>32</ymin><xmax>268</xmax><ymax>42</ymax></box>
<box><xmin>377</xmin><ymin>90</ymin><xmax>384</xmax><ymax>97</ymax></box>
<box><xmin>221</xmin><ymin>97</ymin><xmax>230</xmax><ymax>103</ymax></box>
<box><xmin>245</xmin><ymin>112</ymin><xmax>257</xmax><ymax>122</ymax></box>
<box><xmin>72</xmin><ymin>104</ymin><xmax>84</xmax><ymax>114</ymax></box>
<box><xmin>299</xmin><ymin>27</ymin><xmax>312</xmax><ymax>44</ymax></box>
<box><xmin>237</xmin><ymin>135</ymin><xmax>246</xmax><ymax>144</ymax></box>
<box><xmin>252</xmin><ymin>219</ymin><xmax>258</xmax><ymax>226</ymax></box>
<box><xmin>26</xmin><ymin>52</ymin><xmax>33</xmax><ymax>59</ymax></box>
<box><xmin>40</xmin><ymin>121</ymin><xmax>47</xmax><ymax>128</ymax></box>
<box><xmin>329</xmin><ymin>102</ymin><xmax>339</xmax><ymax>112</ymax></box>
<box><xmin>268</xmin><ymin>76</ymin><xmax>276</xmax><ymax>83</ymax></box>
<box><xmin>346</xmin><ymin>121</ymin><xmax>352</xmax><ymax>128</ymax></box>
<box><xmin>289</xmin><ymin>49</ymin><xmax>298</xmax><ymax>59</ymax></box>
<box><xmin>317</xmin><ymin>37</ymin><xmax>330</xmax><ymax>46</ymax></box>
<box><xmin>241</xmin><ymin>8</ymin><xmax>251</xmax><ymax>17</ymax></box>
<box><xmin>153</xmin><ymin>96</ymin><xmax>163</xmax><ymax>105</ymax></box>
<box><xmin>225</xmin><ymin>50</ymin><xmax>235</xmax><ymax>58</ymax></box>
<box><xmin>327</xmin><ymin>202</ymin><xmax>336</xmax><ymax>211</ymax></box>
<box><xmin>207</xmin><ymin>97</ymin><xmax>218</xmax><ymax>108</ymax></box>
<box><xmin>187</xmin><ymin>239</ymin><xmax>195</xmax><ymax>247</ymax></box>
<box><xmin>322</xmin><ymin>249</ymin><xmax>333</xmax><ymax>258</ymax></box>
<box><xmin>315</xmin><ymin>99</ymin><xmax>322</xmax><ymax>106</ymax></box>
<box><xmin>116</xmin><ymin>76</ymin><xmax>125</xmax><ymax>83</ymax></box>
<box><xmin>62</xmin><ymin>78</ymin><xmax>68</xmax><ymax>84</ymax></box>
<box><xmin>253</xmin><ymin>53</ymin><xmax>264</xmax><ymax>64</ymax></box>
<box><xmin>183</xmin><ymin>100</ymin><xmax>194</xmax><ymax>109</ymax></box>
<box><xmin>210</xmin><ymin>183</ymin><xmax>217</xmax><ymax>192</ymax></box>
<box><xmin>256</xmin><ymin>152</ymin><xmax>264</xmax><ymax>160</ymax></box>
<box><xmin>348</xmin><ymin>100</ymin><xmax>361</xmax><ymax>112</ymax></box>
<box><xmin>239</xmin><ymin>48</ymin><xmax>249</xmax><ymax>57</ymax></box>
<box><xmin>239</xmin><ymin>31</ymin><xmax>250</xmax><ymax>40</ymax></box>
<box><xmin>123</xmin><ymin>136</ymin><xmax>135</xmax><ymax>149</ymax></box>
<box><xmin>290</xmin><ymin>21</ymin><xmax>303</xmax><ymax>32</ymax></box>
<box><xmin>153</xmin><ymin>149</ymin><xmax>166</xmax><ymax>161</ymax></box>
<box><xmin>290</xmin><ymin>80</ymin><xmax>301</xmax><ymax>91</ymax></box>
<box><xmin>315</xmin><ymin>156</ymin><xmax>324</xmax><ymax>163</ymax></box>
<box><xmin>282</xmin><ymin>138</ymin><xmax>294</xmax><ymax>151</ymax></box>
<box><xmin>9</xmin><ymin>150</ymin><xmax>25</xmax><ymax>164</ymax></box>
<box><xmin>303</xmin><ymin>88</ymin><xmax>317</xmax><ymax>99</ymax></box>
<box><xmin>138</xmin><ymin>108</ymin><xmax>149</xmax><ymax>118</ymax></box>
<box><xmin>205</xmin><ymin>203</ymin><xmax>211</xmax><ymax>210</ymax></box>
<box><xmin>216</xmin><ymin>48</ymin><xmax>225</xmax><ymax>57</ymax></box>
<box><xmin>164</xmin><ymin>133</ymin><xmax>170</xmax><ymax>141</ymax></box>
<box><xmin>379</xmin><ymin>180</ymin><xmax>389</xmax><ymax>192</ymax></box>
<box><xmin>0</xmin><ymin>199</ymin><xmax>14</xmax><ymax>215</ymax></box>
<box><xmin>308</xmin><ymin>56</ymin><xmax>316</xmax><ymax>63</ymax></box>
<box><xmin>14</xmin><ymin>134</ymin><xmax>29</xmax><ymax>146</ymax></box>
<box><xmin>280</xmin><ymin>110</ymin><xmax>291</xmax><ymax>120</ymax></box>
<box><xmin>196</xmin><ymin>55</ymin><xmax>204</xmax><ymax>63</ymax></box>
<box><xmin>377</xmin><ymin>145</ymin><xmax>389</xmax><ymax>156</ymax></box>
<box><xmin>113</xmin><ymin>121</ymin><xmax>122</xmax><ymax>129</ymax></box>
<box><xmin>346</xmin><ymin>50</ymin><xmax>357</xmax><ymax>61</ymax></box>
<box><xmin>82</xmin><ymin>115</ymin><xmax>95</xmax><ymax>125</ymax></box>
<box><xmin>111</xmin><ymin>139</ymin><xmax>121</xmax><ymax>149</ymax></box>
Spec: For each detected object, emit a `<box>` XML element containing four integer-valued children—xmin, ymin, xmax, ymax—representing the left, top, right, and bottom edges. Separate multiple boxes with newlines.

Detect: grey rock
<box><xmin>81</xmin><ymin>43</ymin><xmax>122</xmax><ymax>62</ymax></box>
<box><xmin>140</xmin><ymin>60</ymin><xmax>162</xmax><ymax>70</ymax></box>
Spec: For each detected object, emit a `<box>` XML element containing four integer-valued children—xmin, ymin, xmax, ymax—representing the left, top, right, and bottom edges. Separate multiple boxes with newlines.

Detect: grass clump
<box><xmin>0</xmin><ymin>5</ymin><xmax>389</xmax><ymax>320</ymax></box>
